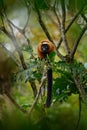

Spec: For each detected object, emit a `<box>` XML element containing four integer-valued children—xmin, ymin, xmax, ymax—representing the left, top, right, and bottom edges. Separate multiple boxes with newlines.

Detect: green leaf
<box><xmin>48</xmin><ymin>51</ymin><xmax>56</xmax><ymax>61</ymax></box>
<box><xmin>68</xmin><ymin>0</ymin><xmax>87</xmax><ymax>13</ymax></box>
<box><xmin>35</xmin><ymin>0</ymin><xmax>49</xmax><ymax>10</ymax></box>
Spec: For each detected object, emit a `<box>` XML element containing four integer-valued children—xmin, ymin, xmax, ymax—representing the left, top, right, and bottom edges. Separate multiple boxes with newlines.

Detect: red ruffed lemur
<box><xmin>37</xmin><ymin>39</ymin><xmax>55</xmax><ymax>107</ymax></box>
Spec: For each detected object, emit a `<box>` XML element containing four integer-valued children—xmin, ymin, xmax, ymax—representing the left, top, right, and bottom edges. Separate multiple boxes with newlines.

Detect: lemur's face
<box><xmin>41</xmin><ymin>43</ymin><xmax>49</xmax><ymax>54</ymax></box>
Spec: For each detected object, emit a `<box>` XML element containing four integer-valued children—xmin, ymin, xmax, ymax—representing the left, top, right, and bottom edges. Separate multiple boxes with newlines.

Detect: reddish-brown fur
<box><xmin>37</xmin><ymin>40</ymin><xmax>55</xmax><ymax>59</ymax></box>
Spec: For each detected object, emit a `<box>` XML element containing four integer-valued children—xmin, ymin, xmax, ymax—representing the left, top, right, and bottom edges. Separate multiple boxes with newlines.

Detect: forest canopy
<box><xmin>0</xmin><ymin>0</ymin><xmax>87</xmax><ymax>130</ymax></box>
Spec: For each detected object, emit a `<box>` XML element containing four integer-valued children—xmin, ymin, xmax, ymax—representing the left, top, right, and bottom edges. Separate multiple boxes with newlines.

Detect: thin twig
<box><xmin>0</xmin><ymin>22</ymin><xmax>37</xmax><ymax>98</ymax></box>
<box><xmin>70</xmin><ymin>24</ymin><xmax>87</xmax><ymax>59</ymax></box>
<box><xmin>53</xmin><ymin>9</ymin><xmax>61</xmax><ymax>29</ymax></box>
<box><xmin>7</xmin><ymin>24</ymin><xmax>37</xmax><ymax>97</ymax></box>
<box><xmin>56</xmin><ymin>48</ymin><xmax>66</xmax><ymax>60</ymax></box>
<box><xmin>2</xmin><ymin>0</ymin><xmax>32</xmax><ymax>50</ymax></box>
<box><xmin>0</xmin><ymin>2</ymin><xmax>37</xmax><ymax>97</ymax></box>
<box><xmin>5</xmin><ymin>90</ymin><xmax>27</xmax><ymax>113</ymax></box>
<box><xmin>2</xmin><ymin>9</ymin><xmax>28</xmax><ymax>70</ymax></box>
<box><xmin>56</xmin><ymin>7</ymin><xmax>84</xmax><ymax>49</ymax></box>
<box><xmin>23</xmin><ymin>0</ymin><xmax>31</xmax><ymax>30</ymax></box>
<box><xmin>34</xmin><ymin>0</ymin><xmax>54</xmax><ymax>44</ymax></box>
<box><xmin>8</xmin><ymin>20</ymin><xmax>24</xmax><ymax>33</ymax></box>
<box><xmin>8</xmin><ymin>20</ymin><xmax>32</xmax><ymax>49</ymax></box>
<box><xmin>81</xmin><ymin>14</ymin><xmax>87</xmax><ymax>23</ymax></box>
<box><xmin>28</xmin><ymin>73</ymin><xmax>47</xmax><ymax>115</ymax></box>
<box><xmin>0</xmin><ymin>11</ymin><xmax>5</xmax><ymax>27</ymax></box>
<box><xmin>7</xmin><ymin>0</ymin><xmax>32</xmax><ymax>49</ymax></box>
<box><xmin>34</xmin><ymin>0</ymin><xmax>65</xmax><ymax>60</ymax></box>
<box><xmin>2</xmin><ymin>78</ymin><xmax>27</xmax><ymax>113</ymax></box>
<box><xmin>53</xmin><ymin>0</ymin><xmax>61</xmax><ymax>31</ymax></box>
<box><xmin>73</xmin><ymin>74</ymin><xmax>87</xmax><ymax>104</ymax></box>
<box><xmin>61</xmin><ymin>0</ymin><xmax>70</xmax><ymax>54</ymax></box>
<box><xmin>66</xmin><ymin>7</ymin><xmax>84</xmax><ymax>32</ymax></box>
<box><xmin>70</xmin><ymin>66</ymin><xmax>87</xmax><ymax>105</ymax></box>
<box><xmin>46</xmin><ymin>12</ymin><xmax>59</xmax><ymax>27</ymax></box>
<box><xmin>0</xmin><ymin>42</ymin><xmax>21</xmax><ymax>67</ymax></box>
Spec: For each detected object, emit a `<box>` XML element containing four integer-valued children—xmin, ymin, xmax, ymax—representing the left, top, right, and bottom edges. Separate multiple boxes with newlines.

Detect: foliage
<box><xmin>0</xmin><ymin>0</ymin><xmax>87</xmax><ymax>130</ymax></box>
<box><xmin>52</xmin><ymin>60</ymin><xmax>87</xmax><ymax>102</ymax></box>
<box><xmin>1</xmin><ymin>95</ymin><xmax>87</xmax><ymax>130</ymax></box>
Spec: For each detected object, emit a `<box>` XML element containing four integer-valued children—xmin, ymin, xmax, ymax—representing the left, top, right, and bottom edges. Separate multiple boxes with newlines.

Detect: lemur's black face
<box><xmin>41</xmin><ymin>43</ymin><xmax>49</xmax><ymax>54</ymax></box>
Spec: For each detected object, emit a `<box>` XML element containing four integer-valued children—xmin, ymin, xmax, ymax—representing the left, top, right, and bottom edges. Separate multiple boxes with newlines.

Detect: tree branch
<box><xmin>70</xmin><ymin>24</ymin><xmax>87</xmax><ymax>59</ymax></box>
<box><xmin>28</xmin><ymin>72</ymin><xmax>47</xmax><ymax>115</ymax></box>
<box><xmin>23</xmin><ymin>0</ymin><xmax>31</xmax><ymax>30</ymax></box>
<box><xmin>34</xmin><ymin>0</ymin><xmax>65</xmax><ymax>60</ymax></box>
<box><xmin>0</xmin><ymin>25</ymin><xmax>37</xmax><ymax>97</ymax></box>
<box><xmin>5</xmin><ymin>90</ymin><xmax>27</xmax><ymax>113</ymax></box>
<box><xmin>61</xmin><ymin>0</ymin><xmax>70</xmax><ymax>54</ymax></box>
<box><xmin>81</xmin><ymin>14</ymin><xmax>87</xmax><ymax>23</ymax></box>
<box><xmin>52</xmin><ymin>0</ymin><xmax>61</xmax><ymax>32</ymax></box>
<box><xmin>73</xmin><ymin>74</ymin><xmax>87</xmax><ymax>104</ymax></box>
<box><xmin>7</xmin><ymin>0</ymin><xmax>33</xmax><ymax>50</ymax></box>
<box><xmin>56</xmin><ymin>7</ymin><xmax>84</xmax><ymax>49</ymax></box>
<box><xmin>66</xmin><ymin>7</ymin><xmax>84</xmax><ymax>32</ymax></box>
<box><xmin>0</xmin><ymin>42</ymin><xmax>21</xmax><ymax>67</ymax></box>
<box><xmin>34</xmin><ymin>0</ymin><xmax>54</xmax><ymax>44</ymax></box>
<box><xmin>8</xmin><ymin>19</ymin><xmax>33</xmax><ymax>51</ymax></box>
<box><xmin>2</xmin><ymin>78</ymin><xmax>27</xmax><ymax>114</ymax></box>
<box><xmin>0</xmin><ymin>2</ymin><xmax>37</xmax><ymax>98</ymax></box>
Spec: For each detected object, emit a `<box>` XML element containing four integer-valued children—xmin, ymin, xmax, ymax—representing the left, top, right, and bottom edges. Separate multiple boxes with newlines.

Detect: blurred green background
<box><xmin>0</xmin><ymin>0</ymin><xmax>87</xmax><ymax>130</ymax></box>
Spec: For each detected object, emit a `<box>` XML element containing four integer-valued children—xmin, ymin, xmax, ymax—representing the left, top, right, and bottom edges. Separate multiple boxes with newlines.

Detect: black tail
<box><xmin>45</xmin><ymin>68</ymin><xmax>52</xmax><ymax>107</ymax></box>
